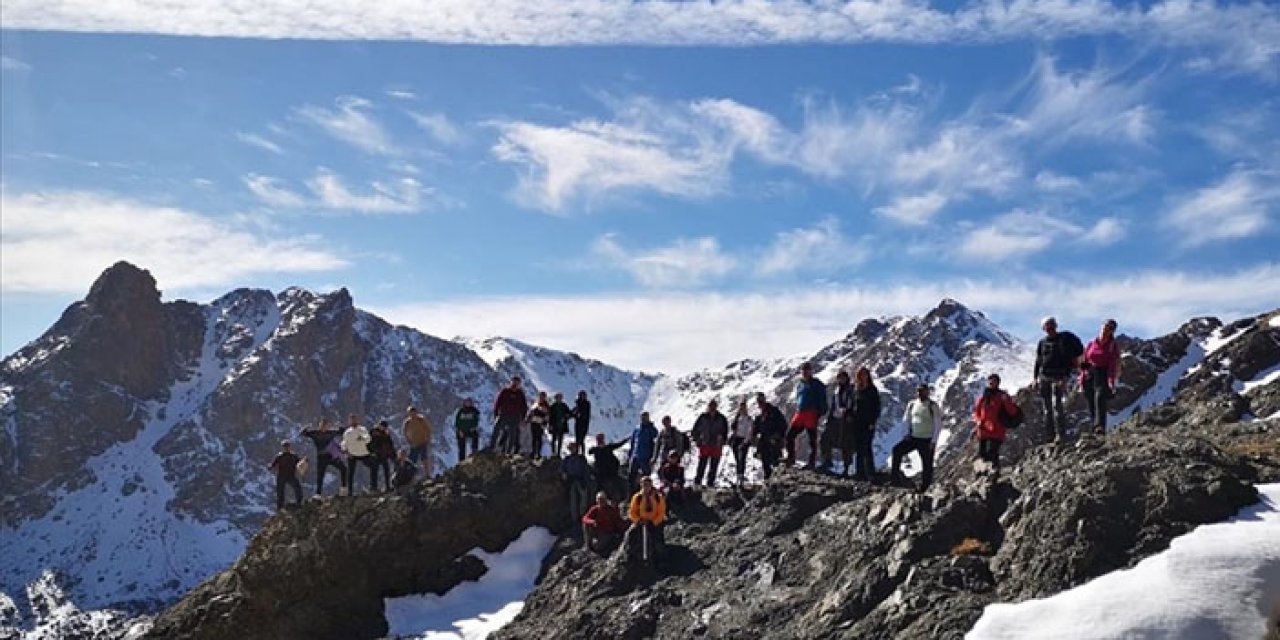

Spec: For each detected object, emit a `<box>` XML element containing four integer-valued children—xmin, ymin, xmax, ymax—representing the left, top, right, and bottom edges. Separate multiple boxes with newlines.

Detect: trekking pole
<box><xmin>642</xmin><ymin>524</ymin><xmax>651</xmax><ymax>563</ymax></box>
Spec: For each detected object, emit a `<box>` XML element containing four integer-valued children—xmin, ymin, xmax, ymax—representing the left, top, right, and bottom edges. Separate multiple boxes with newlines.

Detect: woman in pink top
<box><xmin>1081</xmin><ymin>319</ymin><xmax>1121</xmax><ymax>435</ymax></box>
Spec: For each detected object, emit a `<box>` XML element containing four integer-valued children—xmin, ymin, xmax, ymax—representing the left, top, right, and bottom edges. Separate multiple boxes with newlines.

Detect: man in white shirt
<box><xmin>891</xmin><ymin>384</ymin><xmax>941</xmax><ymax>493</ymax></box>
<box><xmin>342</xmin><ymin>414</ymin><xmax>373</xmax><ymax>494</ymax></box>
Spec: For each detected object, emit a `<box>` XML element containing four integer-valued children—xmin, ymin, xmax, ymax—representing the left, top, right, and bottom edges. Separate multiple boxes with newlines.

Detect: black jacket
<box><xmin>851</xmin><ymin>385</ymin><xmax>882</xmax><ymax>426</ymax></box>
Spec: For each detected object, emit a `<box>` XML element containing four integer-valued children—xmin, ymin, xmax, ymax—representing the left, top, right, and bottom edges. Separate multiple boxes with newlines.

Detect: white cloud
<box><xmin>373</xmin><ymin>263</ymin><xmax>1280</xmax><ymax>374</ymax></box>
<box><xmin>874</xmin><ymin>192</ymin><xmax>948</xmax><ymax>225</ymax></box>
<box><xmin>1034</xmin><ymin>170</ymin><xmax>1084</xmax><ymax>193</ymax></box>
<box><xmin>385</xmin><ymin>89</ymin><xmax>417</xmax><ymax>100</ymax></box>
<box><xmin>0</xmin><ymin>190</ymin><xmax>346</xmax><ymax>294</ymax></box>
<box><xmin>1</xmin><ymin>55</ymin><xmax>31</xmax><ymax>71</ymax></box>
<box><xmin>409</xmin><ymin>111</ymin><xmax>463</xmax><ymax>146</ymax></box>
<box><xmin>756</xmin><ymin>218</ymin><xmax>868</xmax><ymax>276</ymax></box>
<box><xmin>295</xmin><ymin>96</ymin><xmax>396</xmax><ymax>156</ymax></box>
<box><xmin>1009</xmin><ymin>55</ymin><xmax>1155</xmax><ymax>146</ymax></box>
<box><xmin>591</xmin><ymin>233</ymin><xmax>735</xmax><ymax>288</ymax></box>
<box><xmin>892</xmin><ymin>125</ymin><xmax>1021</xmax><ymax>196</ymax></box>
<box><xmin>958</xmin><ymin>209</ymin><xmax>1125</xmax><ymax>261</ymax></box>
<box><xmin>235</xmin><ymin>131</ymin><xmax>284</xmax><ymax>154</ymax></box>
<box><xmin>1164</xmin><ymin>170</ymin><xmax>1275</xmax><ymax>246</ymax></box>
<box><xmin>306</xmin><ymin>169</ymin><xmax>424</xmax><ymax>214</ymax></box>
<box><xmin>4</xmin><ymin>1</ymin><xmax>1276</xmax><ymax>73</ymax></box>
<box><xmin>244</xmin><ymin>174</ymin><xmax>306</xmax><ymax>207</ymax></box>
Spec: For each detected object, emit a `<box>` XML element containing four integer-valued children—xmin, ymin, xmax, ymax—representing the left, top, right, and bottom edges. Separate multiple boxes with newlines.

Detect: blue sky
<box><xmin>2</xmin><ymin>1</ymin><xmax>1278</xmax><ymax>373</ymax></box>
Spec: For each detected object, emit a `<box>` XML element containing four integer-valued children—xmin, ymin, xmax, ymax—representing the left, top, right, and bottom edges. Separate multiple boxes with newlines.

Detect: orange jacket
<box><xmin>628</xmin><ymin>490</ymin><xmax>666</xmax><ymax>526</ymax></box>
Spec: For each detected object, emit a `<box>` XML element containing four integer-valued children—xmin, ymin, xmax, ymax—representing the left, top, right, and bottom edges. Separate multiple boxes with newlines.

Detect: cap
<box><xmin>1041</xmin><ymin>316</ymin><xmax>1057</xmax><ymax>327</ymax></box>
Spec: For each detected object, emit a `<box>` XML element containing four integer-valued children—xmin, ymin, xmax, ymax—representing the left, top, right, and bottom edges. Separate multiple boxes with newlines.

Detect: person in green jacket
<box><xmin>454</xmin><ymin>398</ymin><xmax>481</xmax><ymax>463</ymax></box>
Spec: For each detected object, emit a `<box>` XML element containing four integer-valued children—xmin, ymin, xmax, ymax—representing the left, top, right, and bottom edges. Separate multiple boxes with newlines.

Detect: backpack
<box><xmin>1060</xmin><ymin>331</ymin><xmax>1085</xmax><ymax>362</ymax></box>
<box><xmin>1001</xmin><ymin>401</ymin><xmax>1024</xmax><ymax>430</ymax></box>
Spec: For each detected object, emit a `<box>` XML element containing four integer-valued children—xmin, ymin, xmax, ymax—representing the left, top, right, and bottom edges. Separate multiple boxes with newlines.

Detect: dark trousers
<box><xmin>848</xmin><ymin>422</ymin><xmax>875</xmax><ymax>479</ymax></box>
<box><xmin>275</xmin><ymin>476</ymin><xmax>302</xmax><ymax>509</ymax></box>
<box><xmin>583</xmin><ymin>524</ymin><xmax>619</xmax><ymax>553</ymax></box>
<box><xmin>574</xmin><ymin>423</ymin><xmax>590</xmax><ymax>448</ymax></box>
<box><xmin>759</xmin><ymin>439</ymin><xmax>781</xmax><ymax>479</ymax></box>
<box><xmin>1038</xmin><ymin>375</ymin><xmax>1068</xmax><ymax>439</ymax></box>
<box><xmin>567</xmin><ymin>481</ymin><xmax>591</xmax><ymax>523</ymax></box>
<box><xmin>695</xmin><ymin>454</ymin><xmax>722</xmax><ymax>486</ymax></box>
<box><xmin>729</xmin><ymin>436</ymin><xmax>749</xmax><ymax>480</ymax></box>
<box><xmin>1084</xmin><ymin>367</ymin><xmax>1112</xmax><ymax>433</ymax></box>
<box><xmin>624</xmin><ymin>522</ymin><xmax>665</xmax><ymax>562</ymax></box>
<box><xmin>550</xmin><ymin>431</ymin><xmax>566</xmax><ymax>458</ymax></box>
<box><xmin>346</xmin><ymin>455</ymin><xmax>373</xmax><ymax>492</ymax></box>
<box><xmin>369</xmin><ymin>456</ymin><xmax>393</xmax><ymax>491</ymax></box>
<box><xmin>977</xmin><ymin>438</ymin><xmax>1003</xmax><ymax>471</ymax></box>
<box><xmin>315</xmin><ymin>455</ymin><xmax>347</xmax><ymax>496</ymax></box>
<box><xmin>529</xmin><ymin>424</ymin><xmax>545</xmax><ymax>458</ymax></box>
<box><xmin>456</xmin><ymin>431</ymin><xmax>479</xmax><ymax>463</ymax></box>
<box><xmin>891</xmin><ymin>437</ymin><xmax>934</xmax><ymax>490</ymax></box>
<box><xmin>785</xmin><ymin>426</ymin><xmax>817</xmax><ymax>466</ymax></box>
<box><xmin>490</xmin><ymin>415</ymin><xmax>520</xmax><ymax>453</ymax></box>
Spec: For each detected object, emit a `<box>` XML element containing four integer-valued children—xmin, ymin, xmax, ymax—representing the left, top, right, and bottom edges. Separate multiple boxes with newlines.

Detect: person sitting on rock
<box><xmin>658</xmin><ymin>451</ymin><xmax>687</xmax><ymax>513</ymax></box>
<box><xmin>301</xmin><ymin>418</ymin><xmax>347</xmax><ymax>497</ymax></box>
<box><xmin>561</xmin><ymin>442</ymin><xmax>593</xmax><ymax>523</ymax></box>
<box><xmin>973</xmin><ymin>373</ymin><xmax>1019</xmax><ymax>480</ymax></box>
<box><xmin>581</xmin><ymin>491</ymin><xmax>626</xmax><ymax>553</ymax></box>
<box><xmin>268</xmin><ymin>440</ymin><xmax>303</xmax><ymax>510</ymax></box>
<box><xmin>624</xmin><ymin>477</ymin><xmax>667</xmax><ymax>562</ymax></box>
<box><xmin>589</xmin><ymin>433</ymin><xmax>629</xmax><ymax>502</ymax></box>
<box><xmin>891</xmin><ymin>384</ymin><xmax>941</xmax><ymax>493</ymax></box>
<box><xmin>391</xmin><ymin>448</ymin><xmax>418</xmax><ymax>490</ymax></box>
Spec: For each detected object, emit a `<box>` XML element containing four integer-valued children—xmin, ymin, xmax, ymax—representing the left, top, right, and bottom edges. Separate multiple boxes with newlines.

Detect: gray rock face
<box><xmin>144</xmin><ymin>453</ymin><xmax>569</xmax><ymax>640</ymax></box>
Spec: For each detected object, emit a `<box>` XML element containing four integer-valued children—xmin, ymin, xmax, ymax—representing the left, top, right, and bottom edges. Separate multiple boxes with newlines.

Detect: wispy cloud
<box><xmin>958</xmin><ymin>209</ymin><xmax>1126</xmax><ymax>261</ymax></box>
<box><xmin>591</xmin><ymin>233</ymin><xmax>736</xmax><ymax>288</ymax></box>
<box><xmin>385</xmin><ymin>89</ymin><xmax>417</xmax><ymax>100</ymax></box>
<box><xmin>408</xmin><ymin>111</ymin><xmax>463</xmax><ymax>146</ymax></box>
<box><xmin>375</xmin><ymin>263</ymin><xmax>1280</xmax><ymax>374</ymax></box>
<box><xmin>0</xmin><ymin>190</ymin><xmax>346</xmax><ymax>294</ymax></box>
<box><xmin>873</xmin><ymin>192</ymin><xmax>948</xmax><ymax>225</ymax></box>
<box><xmin>5</xmin><ymin>1</ymin><xmax>1276</xmax><ymax>73</ymax></box>
<box><xmin>1008</xmin><ymin>55</ymin><xmax>1156</xmax><ymax>146</ymax></box>
<box><xmin>755</xmin><ymin>218</ymin><xmax>867</xmax><ymax>276</ymax></box>
<box><xmin>245</xmin><ymin>169</ymin><xmax>429</xmax><ymax>214</ymax></box>
<box><xmin>295</xmin><ymin>96</ymin><xmax>396</xmax><ymax>156</ymax></box>
<box><xmin>1164</xmin><ymin>170</ymin><xmax>1275</xmax><ymax>246</ymax></box>
<box><xmin>235</xmin><ymin>131</ymin><xmax>284</xmax><ymax>154</ymax></box>
<box><xmin>1</xmin><ymin>55</ymin><xmax>31</xmax><ymax>72</ymax></box>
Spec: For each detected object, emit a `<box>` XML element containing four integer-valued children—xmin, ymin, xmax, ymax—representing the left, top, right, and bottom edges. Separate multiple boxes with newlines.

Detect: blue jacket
<box><xmin>630</xmin><ymin>420</ymin><xmax>659</xmax><ymax>462</ymax></box>
<box><xmin>795</xmin><ymin>378</ymin><xmax>829</xmax><ymax>414</ymax></box>
<box><xmin>561</xmin><ymin>453</ymin><xmax>591</xmax><ymax>484</ymax></box>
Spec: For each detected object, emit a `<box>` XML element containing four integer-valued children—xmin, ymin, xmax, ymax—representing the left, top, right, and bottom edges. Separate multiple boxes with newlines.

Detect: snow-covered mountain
<box><xmin>2</xmin><ymin>261</ymin><xmax>1276</xmax><ymax>638</ymax></box>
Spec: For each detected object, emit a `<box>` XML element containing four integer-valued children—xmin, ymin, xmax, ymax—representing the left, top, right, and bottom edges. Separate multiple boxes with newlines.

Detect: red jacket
<box><xmin>493</xmin><ymin>387</ymin><xmax>528</xmax><ymax>419</ymax></box>
<box><xmin>973</xmin><ymin>390</ymin><xmax>1018</xmax><ymax>441</ymax></box>
<box><xmin>581</xmin><ymin>503</ymin><xmax>626</xmax><ymax>534</ymax></box>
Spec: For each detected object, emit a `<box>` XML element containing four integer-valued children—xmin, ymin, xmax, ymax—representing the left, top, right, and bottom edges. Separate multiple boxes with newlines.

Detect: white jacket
<box><xmin>902</xmin><ymin>399</ymin><xmax>942</xmax><ymax>442</ymax></box>
<box><xmin>343</xmin><ymin>425</ymin><xmax>371</xmax><ymax>457</ymax></box>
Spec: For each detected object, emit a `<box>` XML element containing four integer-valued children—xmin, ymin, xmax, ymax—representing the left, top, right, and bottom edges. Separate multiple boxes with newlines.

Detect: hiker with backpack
<box><xmin>549</xmin><ymin>392</ymin><xmax>573</xmax><ymax>457</ymax></box>
<box><xmin>403</xmin><ymin>406</ymin><xmax>433</xmax><ymax>477</ymax></box>
<box><xmin>821</xmin><ymin>370</ymin><xmax>855</xmax><ymax>474</ymax></box>
<box><xmin>1081</xmin><ymin>319</ymin><xmax>1122</xmax><ymax>435</ymax></box>
<box><xmin>691</xmin><ymin>399</ymin><xmax>729</xmax><ymax>487</ymax></box>
<box><xmin>624</xmin><ymin>477</ymin><xmax>667</xmax><ymax>563</ymax></box>
<box><xmin>561</xmin><ymin>441</ymin><xmax>593</xmax><ymax>524</ymax></box>
<box><xmin>1034</xmin><ymin>316</ymin><xmax>1084</xmax><ymax>442</ymax></box>
<box><xmin>571</xmin><ymin>391</ymin><xmax>592</xmax><ymax>449</ymax></box>
<box><xmin>891</xmin><ymin>384</ymin><xmax>941</xmax><ymax>492</ymax></box>
<box><xmin>628</xmin><ymin>413</ymin><xmax>660</xmax><ymax>489</ymax></box>
<box><xmin>268</xmin><ymin>440</ymin><xmax>303</xmax><ymax>510</ymax></box>
<box><xmin>491</xmin><ymin>377</ymin><xmax>529</xmax><ymax>454</ymax></box>
<box><xmin>786</xmin><ymin>362</ymin><xmax>828</xmax><ymax>468</ymax></box>
<box><xmin>527</xmin><ymin>392</ymin><xmax>551</xmax><ymax>459</ymax></box>
<box><xmin>301</xmin><ymin>418</ymin><xmax>347</xmax><ymax>497</ymax></box>
<box><xmin>729</xmin><ymin>399</ymin><xmax>754</xmax><ymax>484</ymax></box>
<box><xmin>753</xmin><ymin>393</ymin><xmax>788</xmax><ymax>480</ymax></box>
<box><xmin>368</xmin><ymin>420</ymin><xmax>397</xmax><ymax>491</ymax></box>
<box><xmin>342</xmin><ymin>414</ymin><xmax>373</xmax><ymax>494</ymax></box>
<box><xmin>974</xmin><ymin>373</ymin><xmax>1021</xmax><ymax>480</ymax></box>
<box><xmin>453</xmin><ymin>398</ymin><xmax>481</xmax><ymax>463</ymax></box>
<box><xmin>654</xmin><ymin>416</ymin><xmax>689</xmax><ymax>467</ymax></box>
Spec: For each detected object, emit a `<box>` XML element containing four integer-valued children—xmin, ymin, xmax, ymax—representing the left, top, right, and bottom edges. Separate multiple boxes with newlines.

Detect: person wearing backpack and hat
<box><xmin>1034</xmin><ymin>316</ymin><xmax>1084</xmax><ymax>442</ymax></box>
<box><xmin>973</xmin><ymin>373</ymin><xmax>1020</xmax><ymax>480</ymax></box>
<box><xmin>891</xmin><ymin>384</ymin><xmax>941</xmax><ymax>492</ymax></box>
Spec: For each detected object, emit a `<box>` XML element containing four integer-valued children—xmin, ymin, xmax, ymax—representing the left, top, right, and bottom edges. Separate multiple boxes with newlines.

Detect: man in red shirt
<box><xmin>581</xmin><ymin>491</ymin><xmax>627</xmax><ymax>553</ymax></box>
<box><xmin>490</xmin><ymin>376</ymin><xmax>529</xmax><ymax>454</ymax></box>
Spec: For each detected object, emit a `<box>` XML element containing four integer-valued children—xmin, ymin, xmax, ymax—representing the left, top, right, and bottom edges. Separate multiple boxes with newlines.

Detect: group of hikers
<box><xmin>268</xmin><ymin>315</ymin><xmax>1123</xmax><ymax>562</ymax></box>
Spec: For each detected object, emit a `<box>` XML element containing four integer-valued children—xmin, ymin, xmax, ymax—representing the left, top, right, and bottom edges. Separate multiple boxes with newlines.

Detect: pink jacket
<box><xmin>1082</xmin><ymin>337</ymin><xmax>1120</xmax><ymax>386</ymax></box>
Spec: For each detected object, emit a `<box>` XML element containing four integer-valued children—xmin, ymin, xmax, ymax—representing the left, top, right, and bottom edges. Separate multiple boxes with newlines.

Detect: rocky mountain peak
<box><xmin>83</xmin><ymin>261</ymin><xmax>161</xmax><ymax>312</ymax></box>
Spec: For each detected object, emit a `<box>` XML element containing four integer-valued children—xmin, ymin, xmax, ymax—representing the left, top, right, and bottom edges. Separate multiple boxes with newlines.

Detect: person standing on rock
<box><xmin>571</xmin><ymin>390</ymin><xmax>592</xmax><ymax>449</ymax></box>
<box><xmin>268</xmin><ymin>440</ymin><xmax>303</xmax><ymax>510</ymax></box>
<box><xmin>527</xmin><ymin>392</ymin><xmax>551</xmax><ymax>459</ymax></box>
<box><xmin>491</xmin><ymin>376</ymin><xmax>529</xmax><ymax>454</ymax></box>
<box><xmin>891</xmin><ymin>384</ymin><xmax>941</xmax><ymax>492</ymax></box>
<box><xmin>974</xmin><ymin>374</ymin><xmax>1019</xmax><ymax>480</ymax></box>
<box><xmin>342</xmin><ymin>414</ymin><xmax>373</xmax><ymax>494</ymax></box>
<box><xmin>589</xmin><ymin>433</ymin><xmax>629</xmax><ymax>501</ymax></box>
<box><xmin>627</xmin><ymin>412</ymin><xmax>660</xmax><ymax>490</ymax></box>
<box><xmin>581</xmin><ymin>491</ymin><xmax>626</xmax><ymax>553</ymax></box>
<box><xmin>849</xmin><ymin>367</ymin><xmax>882</xmax><ymax>482</ymax></box>
<box><xmin>453</xmin><ymin>398</ymin><xmax>481</xmax><ymax>463</ymax></box>
<box><xmin>753</xmin><ymin>393</ymin><xmax>788</xmax><ymax>480</ymax></box>
<box><xmin>391</xmin><ymin>448</ymin><xmax>417</xmax><ymax>489</ymax></box>
<box><xmin>301</xmin><ymin>419</ymin><xmax>347</xmax><ymax>497</ymax></box>
<box><xmin>1081</xmin><ymin>319</ymin><xmax>1121</xmax><ymax>435</ymax></box>
<box><xmin>691</xmin><ymin>400</ymin><xmax>729</xmax><ymax>487</ymax></box>
<box><xmin>1034</xmin><ymin>316</ymin><xmax>1084</xmax><ymax>442</ymax></box>
<box><xmin>624</xmin><ymin>477</ymin><xmax>667</xmax><ymax>561</ymax></box>
<box><xmin>403</xmin><ymin>407</ymin><xmax>434</xmax><ymax>478</ymax></box>
<box><xmin>561</xmin><ymin>441</ymin><xmax>593</xmax><ymax>524</ymax></box>
<box><xmin>786</xmin><ymin>362</ymin><xmax>828</xmax><ymax>468</ymax></box>
<box><xmin>821</xmin><ymin>370</ymin><xmax>855</xmax><ymax>474</ymax></box>
<box><xmin>654</xmin><ymin>415</ymin><xmax>688</xmax><ymax>467</ymax></box>
<box><xmin>549</xmin><ymin>392</ymin><xmax>573</xmax><ymax>457</ymax></box>
<box><xmin>729</xmin><ymin>399</ymin><xmax>754</xmax><ymax>484</ymax></box>
<box><xmin>368</xmin><ymin>420</ymin><xmax>397</xmax><ymax>492</ymax></box>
